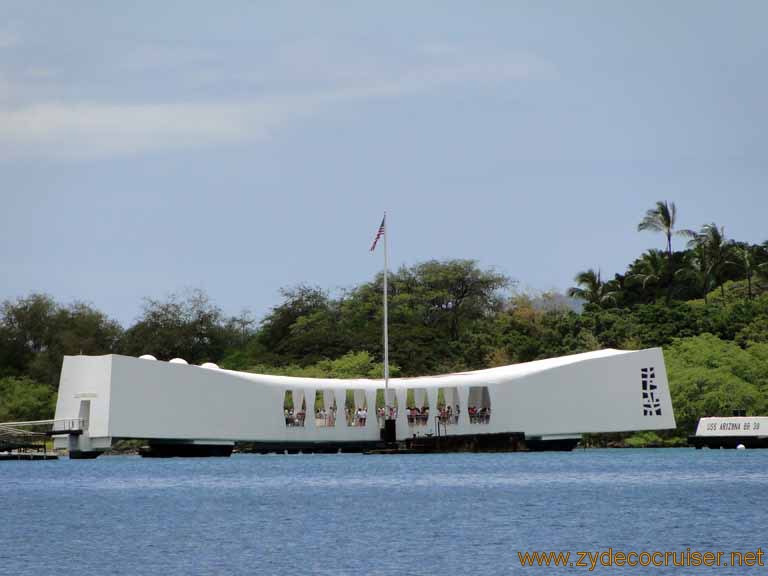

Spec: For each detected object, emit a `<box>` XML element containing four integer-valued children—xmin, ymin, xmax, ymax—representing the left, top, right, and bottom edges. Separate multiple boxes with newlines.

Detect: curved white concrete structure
<box><xmin>53</xmin><ymin>348</ymin><xmax>675</xmax><ymax>456</ymax></box>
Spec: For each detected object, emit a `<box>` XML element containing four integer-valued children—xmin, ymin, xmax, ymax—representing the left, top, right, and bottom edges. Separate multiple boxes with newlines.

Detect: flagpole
<box><xmin>370</xmin><ymin>212</ymin><xmax>394</xmax><ymax>442</ymax></box>
<box><xmin>383</xmin><ymin>212</ymin><xmax>390</xmax><ymax>417</ymax></box>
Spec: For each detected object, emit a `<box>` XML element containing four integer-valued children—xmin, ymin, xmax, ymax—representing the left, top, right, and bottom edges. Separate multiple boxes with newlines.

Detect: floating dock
<box><xmin>1</xmin><ymin>421</ymin><xmax>58</xmax><ymax>460</ymax></box>
<box><xmin>0</xmin><ymin>453</ymin><xmax>58</xmax><ymax>461</ymax></box>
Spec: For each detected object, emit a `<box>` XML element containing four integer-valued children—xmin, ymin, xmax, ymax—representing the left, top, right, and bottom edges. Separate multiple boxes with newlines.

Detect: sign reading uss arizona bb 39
<box><xmin>695</xmin><ymin>417</ymin><xmax>768</xmax><ymax>437</ymax></box>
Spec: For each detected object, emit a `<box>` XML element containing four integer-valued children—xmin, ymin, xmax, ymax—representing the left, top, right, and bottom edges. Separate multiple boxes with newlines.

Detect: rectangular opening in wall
<box><xmin>406</xmin><ymin>388</ymin><xmax>429</xmax><ymax>427</ymax></box>
<box><xmin>314</xmin><ymin>389</ymin><xmax>337</xmax><ymax>428</ymax></box>
<box><xmin>375</xmin><ymin>388</ymin><xmax>399</xmax><ymax>427</ymax></box>
<box><xmin>283</xmin><ymin>390</ymin><xmax>306</xmax><ymax>427</ymax></box>
<box><xmin>345</xmin><ymin>389</ymin><xmax>368</xmax><ymax>427</ymax></box>
<box><xmin>437</xmin><ymin>387</ymin><xmax>459</xmax><ymax>425</ymax></box>
<box><xmin>468</xmin><ymin>386</ymin><xmax>491</xmax><ymax>424</ymax></box>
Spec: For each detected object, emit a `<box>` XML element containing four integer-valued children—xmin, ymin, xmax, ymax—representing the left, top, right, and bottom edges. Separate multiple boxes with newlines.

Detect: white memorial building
<box><xmin>52</xmin><ymin>347</ymin><xmax>675</xmax><ymax>457</ymax></box>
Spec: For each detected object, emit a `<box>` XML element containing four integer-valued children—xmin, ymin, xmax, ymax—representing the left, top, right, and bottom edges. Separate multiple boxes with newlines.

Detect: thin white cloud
<box><xmin>0</xmin><ymin>52</ymin><xmax>555</xmax><ymax>159</ymax></box>
<box><xmin>24</xmin><ymin>68</ymin><xmax>56</xmax><ymax>80</ymax></box>
<box><xmin>0</xmin><ymin>27</ymin><xmax>19</xmax><ymax>49</ymax></box>
<box><xmin>0</xmin><ymin>99</ymin><xmax>309</xmax><ymax>158</ymax></box>
<box><xmin>419</xmin><ymin>42</ymin><xmax>463</xmax><ymax>57</ymax></box>
<box><xmin>118</xmin><ymin>43</ymin><xmax>220</xmax><ymax>72</ymax></box>
<box><xmin>338</xmin><ymin>53</ymin><xmax>551</xmax><ymax>100</ymax></box>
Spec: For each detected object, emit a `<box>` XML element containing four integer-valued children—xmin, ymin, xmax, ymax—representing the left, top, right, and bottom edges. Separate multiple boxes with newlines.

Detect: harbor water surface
<box><xmin>2</xmin><ymin>449</ymin><xmax>766</xmax><ymax>575</ymax></box>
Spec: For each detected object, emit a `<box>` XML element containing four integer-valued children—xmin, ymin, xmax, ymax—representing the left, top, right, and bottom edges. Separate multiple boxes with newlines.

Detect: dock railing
<box><xmin>0</xmin><ymin>418</ymin><xmax>88</xmax><ymax>436</ymax></box>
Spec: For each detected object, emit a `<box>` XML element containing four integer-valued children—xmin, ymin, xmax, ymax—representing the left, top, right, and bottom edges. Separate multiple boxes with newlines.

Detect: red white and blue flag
<box><xmin>370</xmin><ymin>215</ymin><xmax>386</xmax><ymax>252</ymax></box>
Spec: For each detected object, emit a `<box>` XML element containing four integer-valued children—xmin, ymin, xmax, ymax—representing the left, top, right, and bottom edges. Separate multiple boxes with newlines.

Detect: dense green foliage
<box><xmin>1</xmin><ymin>203</ymin><xmax>767</xmax><ymax>441</ymax></box>
<box><xmin>665</xmin><ymin>335</ymin><xmax>768</xmax><ymax>433</ymax></box>
<box><xmin>0</xmin><ymin>377</ymin><xmax>57</xmax><ymax>422</ymax></box>
<box><xmin>0</xmin><ymin>295</ymin><xmax>122</xmax><ymax>386</ymax></box>
<box><xmin>245</xmin><ymin>351</ymin><xmax>397</xmax><ymax>380</ymax></box>
<box><xmin>120</xmin><ymin>290</ymin><xmax>241</xmax><ymax>364</ymax></box>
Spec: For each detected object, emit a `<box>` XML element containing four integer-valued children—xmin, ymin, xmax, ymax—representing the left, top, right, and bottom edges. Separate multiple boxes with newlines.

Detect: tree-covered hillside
<box><xmin>1</xmin><ymin>202</ymin><xmax>767</xmax><ymax>442</ymax></box>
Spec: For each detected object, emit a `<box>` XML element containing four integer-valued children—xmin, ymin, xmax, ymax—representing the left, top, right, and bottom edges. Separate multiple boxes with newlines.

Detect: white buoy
<box><xmin>169</xmin><ymin>358</ymin><xmax>188</xmax><ymax>365</ymax></box>
<box><xmin>737</xmin><ymin>444</ymin><xmax>746</xmax><ymax>450</ymax></box>
<box><xmin>200</xmin><ymin>362</ymin><xmax>219</xmax><ymax>370</ymax></box>
<box><xmin>139</xmin><ymin>354</ymin><xmax>157</xmax><ymax>361</ymax></box>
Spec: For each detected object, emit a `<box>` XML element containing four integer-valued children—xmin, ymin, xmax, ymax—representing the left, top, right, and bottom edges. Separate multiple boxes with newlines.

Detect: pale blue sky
<box><xmin>1</xmin><ymin>1</ymin><xmax>766</xmax><ymax>324</ymax></box>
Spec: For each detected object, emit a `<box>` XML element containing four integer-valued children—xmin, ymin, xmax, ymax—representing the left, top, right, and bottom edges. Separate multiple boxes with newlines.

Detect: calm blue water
<box><xmin>1</xmin><ymin>449</ymin><xmax>766</xmax><ymax>575</ymax></box>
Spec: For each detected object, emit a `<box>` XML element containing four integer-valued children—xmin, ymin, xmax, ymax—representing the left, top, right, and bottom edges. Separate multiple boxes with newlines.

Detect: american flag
<box><xmin>370</xmin><ymin>215</ymin><xmax>386</xmax><ymax>252</ymax></box>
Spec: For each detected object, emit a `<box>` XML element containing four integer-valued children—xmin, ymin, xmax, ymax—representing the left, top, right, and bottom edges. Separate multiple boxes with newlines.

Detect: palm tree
<box><xmin>684</xmin><ymin>223</ymin><xmax>734</xmax><ymax>300</ymax></box>
<box><xmin>638</xmin><ymin>201</ymin><xmax>690</xmax><ymax>303</ymax></box>
<box><xmin>676</xmin><ymin>244</ymin><xmax>713</xmax><ymax>304</ymax></box>
<box><xmin>629</xmin><ymin>249</ymin><xmax>667</xmax><ymax>301</ymax></box>
<box><xmin>567</xmin><ymin>269</ymin><xmax>617</xmax><ymax>306</ymax></box>
<box><xmin>760</xmin><ymin>241</ymin><xmax>768</xmax><ymax>270</ymax></box>
<box><xmin>752</xmin><ymin>242</ymin><xmax>768</xmax><ymax>293</ymax></box>
<box><xmin>637</xmin><ymin>201</ymin><xmax>679</xmax><ymax>258</ymax></box>
<box><xmin>734</xmin><ymin>245</ymin><xmax>757</xmax><ymax>300</ymax></box>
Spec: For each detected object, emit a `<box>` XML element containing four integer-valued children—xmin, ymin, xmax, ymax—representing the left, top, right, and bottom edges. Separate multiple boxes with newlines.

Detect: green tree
<box><xmin>567</xmin><ymin>269</ymin><xmax>617</xmax><ymax>307</ymax></box>
<box><xmin>244</xmin><ymin>351</ymin><xmax>398</xmax><ymax>380</ymax></box>
<box><xmin>408</xmin><ymin>259</ymin><xmax>508</xmax><ymax>340</ymax></box>
<box><xmin>637</xmin><ymin>200</ymin><xmax>692</xmax><ymax>303</ymax></box>
<box><xmin>637</xmin><ymin>200</ymin><xmax>679</xmax><ymax>258</ymax></box>
<box><xmin>34</xmin><ymin>301</ymin><xmax>123</xmax><ymax>387</ymax></box>
<box><xmin>665</xmin><ymin>334</ymin><xmax>768</xmax><ymax>433</ymax></box>
<box><xmin>0</xmin><ymin>294</ymin><xmax>58</xmax><ymax>372</ymax></box>
<box><xmin>120</xmin><ymin>289</ymin><xmax>236</xmax><ymax>364</ymax></box>
<box><xmin>683</xmin><ymin>223</ymin><xmax>735</xmax><ymax>300</ymax></box>
<box><xmin>0</xmin><ymin>295</ymin><xmax>122</xmax><ymax>387</ymax></box>
<box><xmin>494</xmin><ymin>299</ymin><xmax>601</xmax><ymax>363</ymax></box>
<box><xmin>337</xmin><ymin>260</ymin><xmax>509</xmax><ymax>375</ymax></box>
<box><xmin>676</xmin><ymin>243</ymin><xmax>713</xmax><ymax>303</ymax></box>
<box><xmin>0</xmin><ymin>376</ymin><xmax>57</xmax><ymax>421</ymax></box>
<box><xmin>734</xmin><ymin>244</ymin><xmax>759</xmax><ymax>300</ymax></box>
<box><xmin>256</xmin><ymin>285</ymin><xmax>347</xmax><ymax>366</ymax></box>
<box><xmin>628</xmin><ymin>249</ymin><xmax>667</xmax><ymax>302</ymax></box>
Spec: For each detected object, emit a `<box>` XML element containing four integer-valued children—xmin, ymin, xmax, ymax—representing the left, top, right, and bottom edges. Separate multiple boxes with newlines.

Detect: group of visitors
<box><xmin>315</xmin><ymin>407</ymin><xmax>337</xmax><ymax>427</ymax></box>
<box><xmin>287</xmin><ymin>401</ymin><xmax>491</xmax><ymax>428</ymax></box>
<box><xmin>406</xmin><ymin>406</ymin><xmax>429</xmax><ymax>425</ymax></box>
<box><xmin>437</xmin><ymin>404</ymin><xmax>460</xmax><ymax>425</ymax></box>
<box><xmin>402</xmin><ymin>404</ymin><xmax>491</xmax><ymax>425</ymax></box>
<box><xmin>284</xmin><ymin>408</ymin><xmax>306</xmax><ymax>427</ymax></box>
<box><xmin>347</xmin><ymin>407</ymin><xmax>368</xmax><ymax>426</ymax></box>
<box><xmin>285</xmin><ymin>405</ymin><xmax>373</xmax><ymax>427</ymax></box>
<box><xmin>468</xmin><ymin>406</ymin><xmax>491</xmax><ymax>424</ymax></box>
<box><xmin>376</xmin><ymin>406</ymin><xmax>398</xmax><ymax>425</ymax></box>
